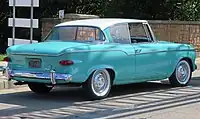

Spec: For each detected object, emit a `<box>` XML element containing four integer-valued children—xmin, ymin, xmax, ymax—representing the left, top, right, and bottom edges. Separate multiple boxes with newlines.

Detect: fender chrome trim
<box><xmin>135</xmin><ymin>49</ymin><xmax>195</xmax><ymax>55</ymax></box>
<box><xmin>10</xmin><ymin>49</ymin><xmax>195</xmax><ymax>56</ymax></box>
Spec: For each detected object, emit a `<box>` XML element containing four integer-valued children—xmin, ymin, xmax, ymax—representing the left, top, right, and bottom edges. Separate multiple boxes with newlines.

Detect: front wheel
<box><xmin>83</xmin><ymin>69</ymin><xmax>112</xmax><ymax>100</ymax></box>
<box><xmin>169</xmin><ymin>60</ymin><xmax>192</xmax><ymax>87</ymax></box>
<box><xmin>28</xmin><ymin>83</ymin><xmax>53</xmax><ymax>94</ymax></box>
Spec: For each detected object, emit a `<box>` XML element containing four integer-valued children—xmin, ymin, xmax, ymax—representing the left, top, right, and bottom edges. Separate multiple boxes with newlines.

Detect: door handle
<box><xmin>135</xmin><ymin>49</ymin><xmax>142</xmax><ymax>54</ymax></box>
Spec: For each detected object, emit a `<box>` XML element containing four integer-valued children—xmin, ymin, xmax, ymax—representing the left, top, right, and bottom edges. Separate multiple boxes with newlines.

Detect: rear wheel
<box><xmin>83</xmin><ymin>69</ymin><xmax>112</xmax><ymax>100</ymax></box>
<box><xmin>169</xmin><ymin>60</ymin><xmax>192</xmax><ymax>87</ymax></box>
<box><xmin>28</xmin><ymin>83</ymin><xmax>53</xmax><ymax>94</ymax></box>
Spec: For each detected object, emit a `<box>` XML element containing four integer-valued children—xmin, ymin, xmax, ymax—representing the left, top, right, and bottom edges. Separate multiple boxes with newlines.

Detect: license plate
<box><xmin>28</xmin><ymin>58</ymin><xmax>41</xmax><ymax>68</ymax></box>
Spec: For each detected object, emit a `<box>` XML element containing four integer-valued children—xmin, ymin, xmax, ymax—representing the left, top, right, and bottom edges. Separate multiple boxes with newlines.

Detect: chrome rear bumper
<box><xmin>3</xmin><ymin>68</ymin><xmax>72</xmax><ymax>85</ymax></box>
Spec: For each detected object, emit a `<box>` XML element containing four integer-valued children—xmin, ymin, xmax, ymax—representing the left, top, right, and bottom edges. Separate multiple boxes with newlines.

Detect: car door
<box><xmin>105</xmin><ymin>23</ymin><xmax>136</xmax><ymax>82</ymax></box>
<box><xmin>129</xmin><ymin>23</ymin><xmax>171</xmax><ymax>81</ymax></box>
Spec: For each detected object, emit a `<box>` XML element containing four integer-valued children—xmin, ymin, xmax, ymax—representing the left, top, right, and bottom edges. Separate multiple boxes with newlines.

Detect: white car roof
<box><xmin>55</xmin><ymin>18</ymin><xmax>148</xmax><ymax>30</ymax></box>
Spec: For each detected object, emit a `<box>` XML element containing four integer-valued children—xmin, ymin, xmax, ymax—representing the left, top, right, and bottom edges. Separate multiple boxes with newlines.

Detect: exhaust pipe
<box><xmin>14</xmin><ymin>81</ymin><xmax>27</xmax><ymax>85</ymax></box>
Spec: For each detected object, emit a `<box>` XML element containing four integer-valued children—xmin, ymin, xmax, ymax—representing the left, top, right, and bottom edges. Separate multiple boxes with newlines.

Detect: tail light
<box><xmin>3</xmin><ymin>57</ymin><xmax>11</xmax><ymax>62</ymax></box>
<box><xmin>59</xmin><ymin>60</ymin><xmax>73</xmax><ymax>66</ymax></box>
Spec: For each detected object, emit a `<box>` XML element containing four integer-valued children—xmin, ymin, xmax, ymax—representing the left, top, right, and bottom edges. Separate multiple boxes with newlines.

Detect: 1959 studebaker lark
<box><xmin>3</xmin><ymin>18</ymin><xmax>197</xmax><ymax>99</ymax></box>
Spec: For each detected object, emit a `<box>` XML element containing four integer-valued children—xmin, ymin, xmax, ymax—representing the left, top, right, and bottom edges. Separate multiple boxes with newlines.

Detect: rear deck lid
<box><xmin>7</xmin><ymin>41</ymin><xmax>90</xmax><ymax>56</ymax></box>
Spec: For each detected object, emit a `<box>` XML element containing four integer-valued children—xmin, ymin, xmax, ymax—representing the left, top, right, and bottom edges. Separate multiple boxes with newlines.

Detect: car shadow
<box><xmin>0</xmin><ymin>77</ymin><xmax>200</xmax><ymax>117</ymax></box>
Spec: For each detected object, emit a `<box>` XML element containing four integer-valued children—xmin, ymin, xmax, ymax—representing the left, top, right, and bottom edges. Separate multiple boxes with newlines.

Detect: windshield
<box><xmin>43</xmin><ymin>26</ymin><xmax>105</xmax><ymax>42</ymax></box>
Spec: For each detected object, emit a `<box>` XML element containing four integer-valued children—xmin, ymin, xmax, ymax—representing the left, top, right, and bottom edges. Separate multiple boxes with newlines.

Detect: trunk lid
<box><xmin>7</xmin><ymin>41</ymin><xmax>91</xmax><ymax>73</ymax></box>
<box><xmin>7</xmin><ymin>41</ymin><xmax>90</xmax><ymax>56</ymax></box>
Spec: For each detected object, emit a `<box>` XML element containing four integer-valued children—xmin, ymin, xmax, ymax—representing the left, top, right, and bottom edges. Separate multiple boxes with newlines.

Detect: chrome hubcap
<box><xmin>176</xmin><ymin>61</ymin><xmax>191</xmax><ymax>84</ymax></box>
<box><xmin>91</xmin><ymin>69</ymin><xmax>110</xmax><ymax>97</ymax></box>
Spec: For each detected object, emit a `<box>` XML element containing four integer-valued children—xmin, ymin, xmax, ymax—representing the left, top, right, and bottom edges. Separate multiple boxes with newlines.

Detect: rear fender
<box><xmin>87</xmin><ymin>65</ymin><xmax>115</xmax><ymax>80</ymax></box>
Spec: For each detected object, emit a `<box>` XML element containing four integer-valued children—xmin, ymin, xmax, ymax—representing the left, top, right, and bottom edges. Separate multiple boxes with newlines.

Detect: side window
<box><xmin>128</xmin><ymin>23</ymin><xmax>152</xmax><ymax>43</ymax></box>
<box><xmin>76</xmin><ymin>27</ymin><xmax>105</xmax><ymax>41</ymax></box>
<box><xmin>109</xmin><ymin>23</ymin><xmax>131</xmax><ymax>44</ymax></box>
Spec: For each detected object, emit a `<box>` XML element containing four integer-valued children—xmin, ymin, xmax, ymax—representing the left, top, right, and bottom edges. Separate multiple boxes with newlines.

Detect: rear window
<box><xmin>44</xmin><ymin>26</ymin><xmax>105</xmax><ymax>42</ymax></box>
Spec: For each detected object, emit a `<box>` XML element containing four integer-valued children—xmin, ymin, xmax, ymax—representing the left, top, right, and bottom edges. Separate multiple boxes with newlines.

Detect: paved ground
<box><xmin>0</xmin><ymin>62</ymin><xmax>7</xmax><ymax>67</ymax></box>
<box><xmin>0</xmin><ymin>71</ymin><xmax>199</xmax><ymax>118</ymax></box>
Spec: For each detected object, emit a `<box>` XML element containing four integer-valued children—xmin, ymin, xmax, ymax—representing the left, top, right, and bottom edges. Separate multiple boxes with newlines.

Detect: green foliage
<box><xmin>0</xmin><ymin>54</ymin><xmax>6</xmax><ymax>61</ymax></box>
<box><xmin>169</xmin><ymin>0</ymin><xmax>200</xmax><ymax>21</ymax></box>
<box><xmin>40</xmin><ymin>0</ymin><xmax>109</xmax><ymax>18</ymax></box>
<box><xmin>0</xmin><ymin>0</ymin><xmax>8</xmax><ymax>53</ymax></box>
<box><xmin>105</xmin><ymin>0</ymin><xmax>200</xmax><ymax>20</ymax></box>
<box><xmin>2</xmin><ymin>0</ymin><xmax>200</xmax><ymax>22</ymax></box>
<box><xmin>38</xmin><ymin>0</ymin><xmax>200</xmax><ymax>21</ymax></box>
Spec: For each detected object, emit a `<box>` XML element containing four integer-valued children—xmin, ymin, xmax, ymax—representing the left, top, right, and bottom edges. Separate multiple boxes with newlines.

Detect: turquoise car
<box><xmin>4</xmin><ymin>18</ymin><xmax>197</xmax><ymax>99</ymax></box>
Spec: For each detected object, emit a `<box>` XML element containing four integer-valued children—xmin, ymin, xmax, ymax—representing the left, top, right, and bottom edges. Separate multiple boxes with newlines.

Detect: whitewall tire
<box><xmin>169</xmin><ymin>60</ymin><xmax>192</xmax><ymax>86</ymax></box>
<box><xmin>83</xmin><ymin>69</ymin><xmax>112</xmax><ymax>100</ymax></box>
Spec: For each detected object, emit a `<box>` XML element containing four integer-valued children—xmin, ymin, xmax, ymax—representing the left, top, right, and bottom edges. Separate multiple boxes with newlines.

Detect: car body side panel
<box><xmin>65</xmin><ymin>44</ymin><xmax>136</xmax><ymax>84</ymax></box>
<box><xmin>132</xmin><ymin>41</ymin><xmax>196</xmax><ymax>82</ymax></box>
<box><xmin>7</xmin><ymin>43</ymin><xmax>137</xmax><ymax>84</ymax></box>
<box><xmin>169</xmin><ymin>49</ymin><xmax>196</xmax><ymax>76</ymax></box>
<box><xmin>133</xmin><ymin>43</ymin><xmax>170</xmax><ymax>81</ymax></box>
<box><xmin>159</xmin><ymin>42</ymin><xmax>196</xmax><ymax>77</ymax></box>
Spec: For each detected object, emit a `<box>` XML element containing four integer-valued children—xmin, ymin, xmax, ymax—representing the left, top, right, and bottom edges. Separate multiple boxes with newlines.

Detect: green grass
<box><xmin>0</xmin><ymin>54</ymin><xmax>6</xmax><ymax>61</ymax></box>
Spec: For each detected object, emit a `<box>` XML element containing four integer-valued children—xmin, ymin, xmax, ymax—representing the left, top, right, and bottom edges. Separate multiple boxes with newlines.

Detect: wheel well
<box><xmin>106</xmin><ymin>68</ymin><xmax>115</xmax><ymax>82</ymax></box>
<box><xmin>181</xmin><ymin>57</ymin><xmax>194</xmax><ymax>71</ymax></box>
<box><xmin>84</xmin><ymin>68</ymin><xmax>116</xmax><ymax>84</ymax></box>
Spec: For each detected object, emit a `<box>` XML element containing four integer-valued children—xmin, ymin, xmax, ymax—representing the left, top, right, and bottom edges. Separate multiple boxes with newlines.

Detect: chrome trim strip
<box><xmin>135</xmin><ymin>49</ymin><xmax>195</xmax><ymax>55</ymax></box>
<box><xmin>142</xmin><ymin>23</ymin><xmax>153</xmax><ymax>42</ymax></box>
<box><xmin>11</xmin><ymin>49</ymin><xmax>195</xmax><ymax>57</ymax></box>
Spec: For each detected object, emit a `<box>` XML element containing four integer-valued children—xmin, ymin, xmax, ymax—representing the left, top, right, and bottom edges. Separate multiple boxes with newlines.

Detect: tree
<box><xmin>0</xmin><ymin>0</ymin><xmax>8</xmax><ymax>53</ymax></box>
<box><xmin>105</xmin><ymin>0</ymin><xmax>200</xmax><ymax>21</ymax></box>
<box><xmin>168</xmin><ymin>0</ymin><xmax>200</xmax><ymax>21</ymax></box>
<box><xmin>33</xmin><ymin>0</ymin><xmax>200</xmax><ymax>20</ymax></box>
<box><xmin>39</xmin><ymin>0</ymin><xmax>109</xmax><ymax>18</ymax></box>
